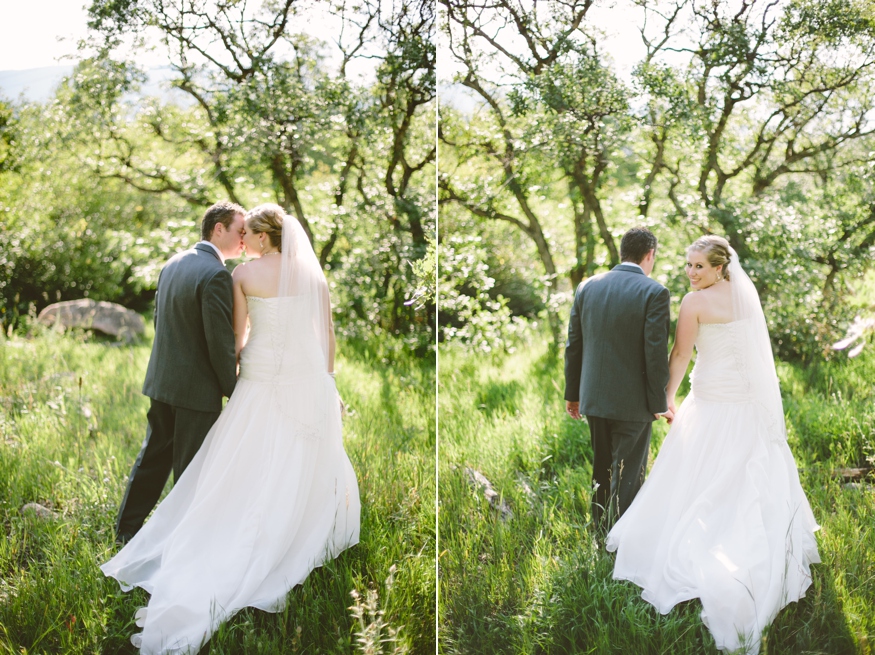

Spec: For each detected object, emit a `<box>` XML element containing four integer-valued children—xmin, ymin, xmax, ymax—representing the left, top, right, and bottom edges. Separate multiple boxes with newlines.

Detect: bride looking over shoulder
<box><xmin>606</xmin><ymin>235</ymin><xmax>820</xmax><ymax>655</ymax></box>
<box><xmin>665</xmin><ymin>236</ymin><xmax>734</xmax><ymax>417</ymax></box>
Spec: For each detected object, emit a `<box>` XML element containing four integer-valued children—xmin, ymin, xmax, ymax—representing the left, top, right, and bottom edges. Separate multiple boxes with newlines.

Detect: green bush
<box><xmin>0</xmin><ymin>216</ymin><xmax>197</xmax><ymax>327</ymax></box>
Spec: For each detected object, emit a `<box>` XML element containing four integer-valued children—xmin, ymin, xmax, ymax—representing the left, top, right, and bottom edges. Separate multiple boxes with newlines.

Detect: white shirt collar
<box><xmin>621</xmin><ymin>261</ymin><xmax>643</xmax><ymax>272</ymax></box>
<box><xmin>198</xmin><ymin>240</ymin><xmax>225</xmax><ymax>265</ymax></box>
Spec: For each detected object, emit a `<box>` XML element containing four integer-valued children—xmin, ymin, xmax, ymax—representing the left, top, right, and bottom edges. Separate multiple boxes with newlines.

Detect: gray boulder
<box><xmin>38</xmin><ymin>299</ymin><xmax>145</xmax><ymax>342</ymax></box>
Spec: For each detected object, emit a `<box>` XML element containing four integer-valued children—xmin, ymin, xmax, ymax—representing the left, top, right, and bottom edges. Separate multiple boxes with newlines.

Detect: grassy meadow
<box><xmin>0</xmin><ymin>325</ymin><xmax>435</xmax><ymax>654</ymax></box>
<box><xmin>439</xmin><ymin>336</ymin><xmax>875</xmax><ymax>654</ymax></box>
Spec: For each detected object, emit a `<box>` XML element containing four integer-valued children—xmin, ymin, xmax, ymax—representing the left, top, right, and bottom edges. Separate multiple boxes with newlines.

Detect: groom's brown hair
<box><xmin>620</xmin><ymin>227</ymin><xmax>658</xmax><ymax>264</ymax></box>
<box><xmin>201</xmin><ymin>201</ymin><xmax>245</xmax><ymax>241</ymax></box>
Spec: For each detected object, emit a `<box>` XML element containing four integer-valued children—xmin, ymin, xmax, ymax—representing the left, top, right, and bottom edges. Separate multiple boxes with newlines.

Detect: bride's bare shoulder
<box><xmin>701</xmin><ymin>279</ymin><xmax>732</xmax><ymax>300</ymax></box>
<box><xmin>233</xmin><ymin>257</ymin><xmax>273</xmax><ymax>277</ymax></box>
<box><xmin>232</xmin><ymin>260</ymin><xmax>251</xmax><ymax>281</ymax></box>
<box><xmin>233</xmin><ymin>257</ymin><xmax>281</xmax><ymax>298</ymax></box>
<box><xmin>680</xmin><ymin>289</ymin><xmax>703</xmax><ymax>307</ymax></box>
<box><xmin>688</xmin><ymin>281</ymin><xmax>733</xmax><ymax>323</ymax></box>
<box><xmin>684</xmin><ymin>280</ymin><xmax>730</xmax><ymax>301</ymax></box>
<box><xmin>232</xmin><ymin>259</ymin><xmax>266</xmax><ymax>286</ymax></box>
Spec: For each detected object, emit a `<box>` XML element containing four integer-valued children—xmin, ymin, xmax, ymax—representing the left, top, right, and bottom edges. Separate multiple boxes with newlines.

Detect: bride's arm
<box><xmin>666</xmin><ymin>294</ymin><xmax>699</xmax><ymax>413</ymax></box>
<box><xmin>231</xmin><ymin>265</ymin><xmax>249</xmax><ymax>361</ymax></box>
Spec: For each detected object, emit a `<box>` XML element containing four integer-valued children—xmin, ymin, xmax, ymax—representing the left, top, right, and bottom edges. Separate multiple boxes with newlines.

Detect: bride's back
<box><xmin>241</xmin><ymin>295</ymin><xmax>323</xmax><ymax>381</ymax></box>
<box><xmin>236</xmin><ymin>255</ymin><xmax>325</xmax><ymax>379</ymax></box>
<box><xmin>689</xmin><ymin>280</ymin><xmax>734</xmax><ymax>324</ymax></box>
<box><xmin>237</xmin><ymin>256</ymin><xmax>282</xmax><ymax>298</ymax></box>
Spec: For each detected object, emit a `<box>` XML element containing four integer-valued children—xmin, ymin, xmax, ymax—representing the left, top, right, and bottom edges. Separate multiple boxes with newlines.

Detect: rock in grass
<box><xmin>465</xmin><ymin>467</ymin><xmax>513</xmax><ymax>521</ymax></box>
<box><xmin>37</xmin><ymin>299</ymin><xmax>145</xmax><ymax>343</ymax></box>
<box><xmin>516</xmin><ymin>472</ymin><xmax>537</xmax><ymax>506</ymax></box>
<box><xmin>842</xmin><ymin>482</ymin><xmax>875</xmax><ymax>492</ymax></box>
<box><xmin>21</xmin><ymin>503</ymin><xmax>57</xmax><ymax>519</ymax></box>
<box><xmin>834</xmin><ymin>467</ymin><xmax>873</xmax><ymax>481</ymax></box>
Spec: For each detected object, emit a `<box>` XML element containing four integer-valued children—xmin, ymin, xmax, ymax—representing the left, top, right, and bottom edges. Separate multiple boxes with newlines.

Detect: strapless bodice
<box><xmin>239</xmin><ymin>296</ymin><xmax>326</xmax><ymax>382</ymax></box>
<box><xmin>689</xmin><ymin>320</ymin><xmax>752</xmax><ymax>402</ymax></box>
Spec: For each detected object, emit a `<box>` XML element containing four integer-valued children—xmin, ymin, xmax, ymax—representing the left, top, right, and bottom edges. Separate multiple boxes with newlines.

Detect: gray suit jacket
<box><xmin>564</xmin><ymin>263</ymin><xmax>670</xmax><ymax>423</ymax></box>
<box><xmin>142</xmin><ymin>243</ymin><xmax>237</xmax><ymax>412</ymax></box>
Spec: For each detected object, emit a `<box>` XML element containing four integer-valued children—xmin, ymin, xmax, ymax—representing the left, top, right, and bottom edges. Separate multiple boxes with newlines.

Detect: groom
<box><xmin>564</xmin><ymin>227</ymin><xmax>671</xmax><ymax>530</ymax></box>
<box><xmin>114</xmin><ymin>201</ymin><xmax>246</xmax><ymax>543</ymax></box>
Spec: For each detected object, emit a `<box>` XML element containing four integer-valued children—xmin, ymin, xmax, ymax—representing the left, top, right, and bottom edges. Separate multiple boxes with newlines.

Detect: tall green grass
<box><xmin>439</xmin><ymin>338</ymin><xmax>874</xmax><ymax>654</ymax></box>
<box><xmin>0</xmin><ymin>326</ymin><xmax>435</xmax><ymax>654</ymax></box>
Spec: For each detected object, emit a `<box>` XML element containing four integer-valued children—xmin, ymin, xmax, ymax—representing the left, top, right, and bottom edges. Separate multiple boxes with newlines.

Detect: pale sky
<box><xmin>0</xmin><ymin>0</ymin><xmax>375</xmax><ymax>79</ymax></box>
<box><xmin>5</xmin><ymin>0</ymin><xmax>645</xmax><ymax>73</ymax></box>
<box><xmin>438</xmin><ymin>1</ymin><xmax>648</xmax><ymax>91</ymax></box>
<box><xmin>0</xmin><ymin>1</ymin><xmax>94</xmax><ymax>70</ymax></box>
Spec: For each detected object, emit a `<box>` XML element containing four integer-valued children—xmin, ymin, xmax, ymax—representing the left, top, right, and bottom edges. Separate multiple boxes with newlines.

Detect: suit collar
<box><xmin>195</xmin><ymin>241</ymin><xmax>224</xmax><ymax>264</ymax></box>
<box><xmin>613</xmin><ymin>263</ymin><xmax>645</xmax><ymax>275</ymax></box>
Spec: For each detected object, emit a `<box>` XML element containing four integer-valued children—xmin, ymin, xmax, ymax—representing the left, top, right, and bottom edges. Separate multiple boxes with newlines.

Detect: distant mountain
<box><xmin>0</xmin><ymin>65</ymin><xmax>192</xmax><ymax>105</ymax></box>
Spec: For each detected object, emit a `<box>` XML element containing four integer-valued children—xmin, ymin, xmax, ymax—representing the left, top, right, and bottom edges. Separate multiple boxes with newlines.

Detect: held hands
<box><xmin>568</xmin><ymin>400</ymin><xmax>675</xmax><ymax>423</ymax></box>
<box><xmin>656</xmin><ymin>408</ymin><xmax>675</xmax><ymax>424</ymax></box>
<box><xmin>657</xmin><ymin>398</ymin><xmax>678</xmax><ymax>424</ymax></box>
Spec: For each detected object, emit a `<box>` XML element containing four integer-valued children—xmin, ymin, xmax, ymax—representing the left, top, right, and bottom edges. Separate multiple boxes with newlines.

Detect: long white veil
<box><xmin>278</xmin><ymin>214</ymin><xmax>333</xmax><ymax>371</ymax></box>
<box><xmin>728</xmin><ymin>247</ymin><xmax>787</xmax><ymax>442</ymax></box>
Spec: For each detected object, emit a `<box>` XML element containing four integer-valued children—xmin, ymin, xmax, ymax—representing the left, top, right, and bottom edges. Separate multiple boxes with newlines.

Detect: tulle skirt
<box><xmin>605</xmin><ymin>392</ymin><xmax>820</xmax><ymax>654</ymax></box>
<box><xmin>101</xmin><ymin>373</ymin><xmax>360</xmax><ymax>654</ymax></box>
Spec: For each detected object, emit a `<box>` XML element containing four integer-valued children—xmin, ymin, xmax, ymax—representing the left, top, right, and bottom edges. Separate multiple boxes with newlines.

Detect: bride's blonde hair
<box><xmin>688</xmin><ymin>235</ymin><xmax>732</xmax><ymax>281</ymax></box>
<box><xmin>245</xmin><ymin>204</ymin><xmax>285</xmax><ymax>252</ymax></box>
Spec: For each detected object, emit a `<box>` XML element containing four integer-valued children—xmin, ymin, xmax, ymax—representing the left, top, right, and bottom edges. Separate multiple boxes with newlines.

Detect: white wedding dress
<box><xmin>606</xmin><ymin>319</ymin><xmax>820</xmax><ymax>654</ymax></box>
<box><xmin>101</xmin><ymin>294</ymin><xmax>361</xmax><ymax>654</ymax></box>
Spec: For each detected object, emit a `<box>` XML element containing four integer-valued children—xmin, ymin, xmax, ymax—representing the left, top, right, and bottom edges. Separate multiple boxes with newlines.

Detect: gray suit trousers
<box><xmin>115</xmin><ymin>399</ymin><xmax>220</xmax><ymax>540</ymax></box>
<box><xmin>586</xmin><ymin>415</ymin><xmax>652</xmax><ymax>530</ymax></box>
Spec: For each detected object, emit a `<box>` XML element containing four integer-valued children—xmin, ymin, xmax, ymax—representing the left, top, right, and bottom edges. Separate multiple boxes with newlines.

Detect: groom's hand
<box><xmin>566</xmin><ymin>401</ymin><xmax>581</xmax><ymax>420</ymax></box>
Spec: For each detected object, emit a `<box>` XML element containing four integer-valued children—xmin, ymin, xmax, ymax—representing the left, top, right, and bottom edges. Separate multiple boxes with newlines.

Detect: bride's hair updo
<box><xmin>688</xmin><ymin>235</ymin><xmax>732</xmax><ymax>281</ymax></box>
<box><xmin>245</xmin><ymin>204</ymin><xmax>285</xmax><ymax>252</ymax></box>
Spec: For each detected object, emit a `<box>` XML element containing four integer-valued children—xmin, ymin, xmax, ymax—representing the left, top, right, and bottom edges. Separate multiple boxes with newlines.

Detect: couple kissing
<box><xmin>102</xmin><ymin>202</ymin><xmax>361</xmax><ymax>654</ymax></box>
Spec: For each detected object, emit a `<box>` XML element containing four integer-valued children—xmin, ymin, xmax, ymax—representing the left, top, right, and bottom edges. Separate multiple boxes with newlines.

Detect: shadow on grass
<box><xmin>475</xmin><ymin>380</ymin><xmax>524</xmax><ymax>417</ymax></box>
<box><xmin>203</xmin><ymin>546</ymin><xmax>365</xmax><ymax>655</ymax></box>
<box><xmin>537</xmin><ymin>417</ymin><xmax>593</xmax><ymax>481</ymax></box>
<box><xmin>541</xmin><ymin>555</ymin><xmax>715</xmax><ymax>655</ymax></box>
<box><xmin>766</xmin><ymin>562</ymin><xmax>858</xmax><ymax>654</ymax></box>
<box><xmin>438</xmin><ymin>466</ymin><xmax>536</xmax><ymax>654</ymax></box>
<box><xmin>350</xmin><ymin>344</ymin><xmax>434</xmax><ymax>456</ymax></box>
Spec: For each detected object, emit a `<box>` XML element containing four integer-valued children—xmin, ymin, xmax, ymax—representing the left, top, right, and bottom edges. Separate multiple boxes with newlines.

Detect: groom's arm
<box><xmin>564</xmin><ymin>284</ymin><xmax>585</xmax><ymax>406</ymax></box>
<box><xmin>643</xmin><ymin>286</ymin><xmax>671</xmax><ymax>415</ymax></box>
<box><xmin>202</xmin><ymin>270</ymin><xmax>238</xmax><ymax>398</ymax></box>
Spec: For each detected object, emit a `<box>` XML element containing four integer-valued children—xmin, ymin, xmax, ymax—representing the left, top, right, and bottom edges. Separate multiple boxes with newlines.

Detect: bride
<box><xmin>605</xmin><ymin>235</ymin><xmax>820</xmax><ymax>654</ymax></box>
<box><xmin>101</xmin><ymin>204</ymin><xmax>361</xmax><ymax>654</ymax></box>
